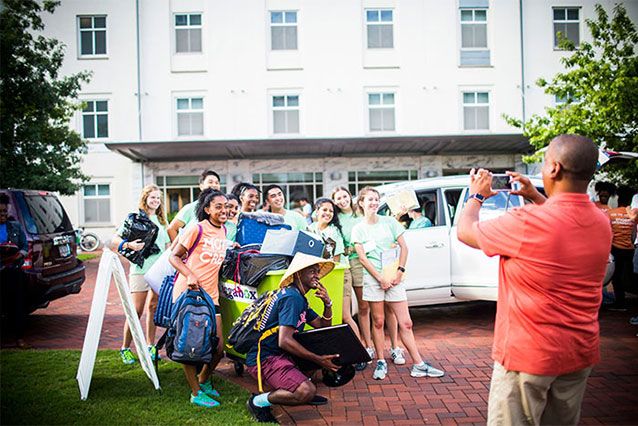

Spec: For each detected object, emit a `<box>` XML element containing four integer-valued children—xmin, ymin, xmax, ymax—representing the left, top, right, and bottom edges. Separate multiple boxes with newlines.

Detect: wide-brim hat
<box><xmin>279</xmin><ymin>253</ymin><xmax>335</xmax><ymax>288</ymax></box>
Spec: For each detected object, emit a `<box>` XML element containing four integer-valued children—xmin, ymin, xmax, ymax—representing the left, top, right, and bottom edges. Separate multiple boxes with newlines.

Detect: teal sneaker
<box><xmin>148</xmin><ymin>345</ymin><xmax>160</xmax><ymax>361</ymax></box>
<box><xmin>190</xmin><ymin>390</ymin><xmax>220</xmax><ymax>408</ymax></box>
<box><xmin>120</xmin><ymin>348</ymin><xmax>136</xmax><ymax>365</ymax></box>
<box><xmin>200</xmin><ymin>380</ymin><xmax>220</xmax><ymax>398</ymax></box>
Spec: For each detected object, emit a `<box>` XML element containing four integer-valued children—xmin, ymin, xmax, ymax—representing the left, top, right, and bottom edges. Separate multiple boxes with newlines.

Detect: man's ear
<box><xmin>548</xmin><ymin>159</ymin><xmax>562</xmax><ymax>179</ymax></box>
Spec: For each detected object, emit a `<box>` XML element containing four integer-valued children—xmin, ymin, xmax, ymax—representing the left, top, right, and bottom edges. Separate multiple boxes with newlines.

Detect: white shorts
<box><xmin>129</xmin><ymin>274</ymin><xmax>150</xmax><ymax>292</ymax></box>
<box><xmin>362</xmin><ymin>272</ymin><xmax>407</xmax><ymax>303</ymax></box>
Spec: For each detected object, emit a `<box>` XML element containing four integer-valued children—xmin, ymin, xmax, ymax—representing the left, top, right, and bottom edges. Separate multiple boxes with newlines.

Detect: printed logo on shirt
<box><xmin>297</xmin><ymin>311</ymin><xmax>308</xmax><ymax>329</ymax></box>
<box><xmin>199</xmin><ymin>236</ymin><xmax>227</xmax><ymax>265</ymax></box>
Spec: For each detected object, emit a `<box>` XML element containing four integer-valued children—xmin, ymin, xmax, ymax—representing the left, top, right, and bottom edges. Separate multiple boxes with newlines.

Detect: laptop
<box><xmin>293</xmin><ymin>324</ymin><xmax>371</xmax><ymax>370</ymax></box>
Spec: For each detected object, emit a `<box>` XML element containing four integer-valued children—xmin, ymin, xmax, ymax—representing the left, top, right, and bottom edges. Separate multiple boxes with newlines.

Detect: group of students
<box><xmin>111</xmin><ymin>168</ymin><xmax>444</xmax><ymax>410</ymax></box>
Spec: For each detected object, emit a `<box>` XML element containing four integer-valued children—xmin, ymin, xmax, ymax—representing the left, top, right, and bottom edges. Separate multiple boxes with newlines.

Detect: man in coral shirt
<box><xmin>457</xmin><ymin>134</ymin><xmax>612</xmax><ymax>425</ymax></box>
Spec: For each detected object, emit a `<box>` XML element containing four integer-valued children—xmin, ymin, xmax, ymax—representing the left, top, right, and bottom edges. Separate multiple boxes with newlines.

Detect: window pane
<box><xmin>287</xmin><ymin>95</ymin><xmax>299</xmax><ymax>107</ymax></box>
<box><xmin>285</xmin><ymin>12</ymin><xmax>297</xmax><ymax>23</ymax></box>
<box><xmin>83</xmin><ymin>115</ymin><xmax>95</xmax><ymax>138</ymax></box>
<box><xmin>84</xmin><ymin>185</ymin><xmax>96</xmax><ymax>196</ymax></box>
<box><xmin>79</xmin><ymin>17</ymin><xmax>92</xmax><ymax>28</ymax></box>
<box><xmin>94</xmin><ymin>16</ymin><xmax>106</xmax><ymax>28</ymax></box>
<box><xmin>176</xmin><ymin>29</ymin><xmax>189</xmax><ymax>52</ymax></box>
<box><xmin>80</xmin><ymin>31</ymin><xmax>93</xmax><ymax>55</ymax></box>
<box><xmin>189</xmin><ymin>29</ymin><xmax>202</xmax><ymax>52</ymax></box>
<box><xmin>477</xmin><ymin>92</ymin><xmax>489</xmax><ymax>103</ymax></box>
<box><xmin>273</xmin><ymin>110</ymin><xmax>286</xmax><ymax>133</ymax></box>
<box><xmin>474</xmin><ymin>10</ymin><xmax>487</xmax><ymax>22</ymax></box>
<box><xmin>271</xmin><ymin>12</ymin><xmax>283</xmax><ymax>24</ymax></box>
<box><xmin>191</xmin><ymin>112</ymin><xmax>203</xmax><ymax>135</ymax></box>
<box><xmin>566</xmin><ymin>23</ymin><xmax>579</xmax><ymax>45</ymax></box>
<box><xmin>191</xmin><ymin>98</ymin><xmax>203</xmax><ymax>109</ymax></box>
<box><xmin>476</xmin><ymin>106</ymin><xmax>489</xmax><ymax>129</ymax></box>
<box><xmin>474</xmin><ymin>24</ymin><xmax>487</xmax><ymax>48</ymax></box>
<box><xmin>273</xmin><ymin>96</ymin><xmax>285</xmax><ymax>107</ymax></box>
<box><xmin>380</xmin><ymin>25</ymin><xmax>393</xmax><ymax>48</ymax></box>
<box><xmin>94</xmin><ymin>30</ymin><xmax>106</xmax><ymax>54</ymax></box>
<box><xmin>464</xmin><ymin>107</ymin><xmax>476</xmax><ymax>130</ymax></box>
<box><xmin>189</xmin><ymin>14</ymin><xmax>201</xmax><ymax>26</ymax></box>
<box><xmin>367</xmin><ymin>26</ymin><xmax>380</xmax><ymax>48</ymax></box>
<box><xmin>95</xmin><ymin>101</ymin><xmax>107</xmax><ymax>112</ymax></box>
<box><xmin>175</xmin><ymin>14</ymin><xmax>187</xmax><ymax>26</ymax></box>
<box><xmin>97</xmin><ymin>185</ymin><xmax>110</xmax><ymax>196</ymax></box>
<box><xmin>461</xmin><ymin>24</ymin><xmax>474</xmax><ymax>48</ymax></box>
<box><xmin>83</xmin><ymin>101</ymin><xmax>94</xmax><ymax>112</ymax></box>
<box><xmin>177</xmin><ymin>98</ymin><xmax>189</xmax><ymax>110</ymax></box>
<box><xmin>369</xmin><ymin>109</ymin><xmax>382</xmax><ymax>131</ymax></box>
<box><xmin>84</xmin><ymin>199</ymin><xmax>98</xmax><ymax>223</ymax></box>
<box><xmin>177</xmin><ymin>113</ymin><xmax>190</xmax><ymax>135</ymax></box>
<box><xmin>382</xmin><ymin>93</ymin><xmax>394</xmax><ymax>104</ymax></box>
<box><xmin>380</xmin><ymin>10</ymin><xmax>393</xmax><ymax>22</ymax></box>
<box><xmin>567</xmin><ymin>8</ymin><xmax>579</xmax><ymax>20</ymax></box>
<box><xmin>285</xmin><ymin>27</ymin><xmax>297</xmax><ymax>50</ymax></box>
<box><xmin>271</xmin><ymin>27</ymin><xmax>285</xmax><ymax>50</ymax></box>
<box><xmin>287</xmin><ymin>110</ymin><xmax>299</xmax><ymax>133</ymax></box>
<box><xmin>368</xmin><ymin>94</ymin><xmax>381</xmax><ymax>105</ymax></box>
<box><xmin>553</xmin><ymin>8</ymin><xmax>565</xmax><ymax>20</ymax></box>
<box><xmin>554</xmin><ymin>23</ymin><xmax>564</xmax><ymax>46</ymax></box>
<box><xmin>463</xmin><ymin>92</ymin><xmax>475</xmax><ymax>104</ymax></box>
<box><xmin>366</xmin><ymin>10</ymin><xmax>379</xmax><ymax>22</ymax></box>
<box><xmin>96</xmin><ymin>114</ymin><xmax>108</xmax><ymax>137</ymax></box>
<box><xmin>97</xmin><ymin>199</ymin><xmax>110</xmax><ymax>222</ymax></box>
<box><xmin>461</xmin><ymin>10</ymin><xmax>473</xmax><ymax>21</ymax></box>
<box><xmin>383</xmin><ymin>109</ymin><xmax>395</xmax><ymax>131</ymax></box>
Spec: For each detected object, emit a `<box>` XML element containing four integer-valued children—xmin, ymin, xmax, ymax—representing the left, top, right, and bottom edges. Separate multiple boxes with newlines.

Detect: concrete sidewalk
<box><xmin>5</xmin><ymin>254</ymin><xmax>638</xmax><ymax>425</ymax></box>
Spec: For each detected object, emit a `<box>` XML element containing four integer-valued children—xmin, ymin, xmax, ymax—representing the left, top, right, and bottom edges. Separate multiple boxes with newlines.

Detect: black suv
<box><xmin>0</xmin><ymin>189</ymin><xmax>86</xmax><ymax>312</ymax></box>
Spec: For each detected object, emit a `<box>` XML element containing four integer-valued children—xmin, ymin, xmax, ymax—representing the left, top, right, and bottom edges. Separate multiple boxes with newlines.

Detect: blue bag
<box><xmin>236</xmin><ymin>212</ymin><xmax>292</xmax><ymax>246</ymax></box>
<box><xmin>166</xmin><ymin>288</ymin><xmax>218</xmax><ymax>365</ymax></box>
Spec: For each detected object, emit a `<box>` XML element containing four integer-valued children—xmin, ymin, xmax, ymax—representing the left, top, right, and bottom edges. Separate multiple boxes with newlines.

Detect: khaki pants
<box><xmin>487</xmin><ymin>362</ymin><xmax>592</xmax><ymax>426</ymax></box>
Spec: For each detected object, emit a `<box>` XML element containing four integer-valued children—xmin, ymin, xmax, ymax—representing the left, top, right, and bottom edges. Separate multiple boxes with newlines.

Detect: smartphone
<box><xmin>491</xmin><ymin>174</ymin><xmax>513</xmax><ymax>192</ymax></box>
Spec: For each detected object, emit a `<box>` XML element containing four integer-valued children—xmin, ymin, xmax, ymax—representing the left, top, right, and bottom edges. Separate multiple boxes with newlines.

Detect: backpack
<box><xmin>165</xmin><ymin>288</ymin><xmax>218</xmax><ymax>365</ymax></box>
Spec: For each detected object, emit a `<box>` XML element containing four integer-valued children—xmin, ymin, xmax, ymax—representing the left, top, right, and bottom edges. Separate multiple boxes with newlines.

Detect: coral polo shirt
<box><xmin>476</xmin><ymin>193</ymin><xmax>612</xmax><ymax>376</ymax></box>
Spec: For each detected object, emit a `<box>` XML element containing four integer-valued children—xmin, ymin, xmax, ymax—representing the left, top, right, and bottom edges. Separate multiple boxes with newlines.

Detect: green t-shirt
<box><xmin>282</xmin><ymin>209</ymin><xmax>308</xmax><ymax>231</ymax></box>
<box><xmin>338</xmin><ymin>212</ymin><xmax>362</xmax><ymax>260</ymax></box>
<box><xmin>351</xmin><ymin>216</ymin><xmax>405</xmax><ymax>271</ymax></box>
<box><xmin>225</xmin><ymin>221</ymin><xmax>237</xmax><ymax>242</ymax></box>
<box><xmin>175</xmin><ymin>200</ymin><xmax>198</xmax><ymax>228</ymax></box>
<box><xmin>408</xmin><ymin>216</ymin><xmax>432</xmax><ymax>229</ymax></box>
<box><xmin>118</xmin><ymin>214</ymin><xmax>171</xmax><ymax>275</ymax></box>
<box><xmin>307</xmin><ymin>222</ymin><xmax>344</xmax><ymax>259</ymax></box>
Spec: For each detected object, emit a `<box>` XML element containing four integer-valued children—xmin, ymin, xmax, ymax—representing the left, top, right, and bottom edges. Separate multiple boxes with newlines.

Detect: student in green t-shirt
<box><xmin>263</xmin><ymin>184</ymin><xmax>308</xmax><ymax>231</ymax></box>
<box><xmin>111</xmin><ymin>184</ymin><xmax>171</xmax><ymax>365</ymax></box>
<box><xmin>224</xmin><ymin>193</ymin><xmax>240</xmax><ymax>242</ymax></box>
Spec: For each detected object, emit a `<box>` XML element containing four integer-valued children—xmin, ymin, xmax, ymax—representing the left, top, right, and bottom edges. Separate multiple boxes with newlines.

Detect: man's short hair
<box><xmin>199</xmin><ymin>169</ymin><xmax>221</xmax><ymax>184</ymax></box>
<box><xmin>550</xmin><ymin>134</ymin><xmax>599</xmax><ymax>181</ymax></box>
<box><xmin>263</xmin><ymin>184</ymin><xmax>284</xmax><ymax>203</ymax></box>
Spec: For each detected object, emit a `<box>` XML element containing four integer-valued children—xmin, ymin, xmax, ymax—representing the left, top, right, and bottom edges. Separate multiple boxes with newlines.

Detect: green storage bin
<box><xmin>220</xmin><ymin>264</ymin><xmax>346</xmax><ymax>363</ymax></box>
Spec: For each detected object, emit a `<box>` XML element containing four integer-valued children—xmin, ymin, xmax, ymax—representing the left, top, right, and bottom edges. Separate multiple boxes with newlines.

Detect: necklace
<box><xmin>207</xmin><ymin>218</ymin><xmax>221</xmax><ymax>228</ymax></box>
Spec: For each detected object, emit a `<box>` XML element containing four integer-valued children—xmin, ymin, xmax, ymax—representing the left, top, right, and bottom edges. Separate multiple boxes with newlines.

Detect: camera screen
<box><xmin>491</xmin><ymin>175</ymin><xmax>512</xmax><ymax>191</ymax></box>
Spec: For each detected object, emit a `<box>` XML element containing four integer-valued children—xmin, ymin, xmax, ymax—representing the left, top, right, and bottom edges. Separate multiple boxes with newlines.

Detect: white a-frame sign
<box><xmin>77</xmin><ymin>248</ymin><xmax>160</xmax><ymax>400</ymax></box>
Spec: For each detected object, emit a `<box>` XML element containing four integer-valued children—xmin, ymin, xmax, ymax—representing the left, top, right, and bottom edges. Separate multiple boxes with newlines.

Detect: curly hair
<box><xmin>138</xmin><ymin>184</ymin><xmax>166</xmax><ymax>225</ymax></box>
<box><xmin>196</xmin><ymin>188</ymin><xmax>227</xmax><ymax>221</ymax></box>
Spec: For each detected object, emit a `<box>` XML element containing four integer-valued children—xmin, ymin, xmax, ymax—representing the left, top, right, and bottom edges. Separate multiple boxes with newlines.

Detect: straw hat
<box><xmin>279</xmin><ymin>253</ymin><xmax>335</xmax><ymax>288</ymax></box>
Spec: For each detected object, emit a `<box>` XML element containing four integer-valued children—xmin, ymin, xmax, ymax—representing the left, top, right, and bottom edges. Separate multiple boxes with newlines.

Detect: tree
<box><xmin>0</xmin><ymin>0</ymin><xmax>91</xmax><ymax>195</ymax></box>
<box><xmin>505</xmin><ymin>3</ymin><xmax>638</xmax><ymax>186</ymax></box>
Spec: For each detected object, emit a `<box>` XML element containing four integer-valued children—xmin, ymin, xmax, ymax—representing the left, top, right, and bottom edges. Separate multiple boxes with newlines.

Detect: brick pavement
<box><xmin>3</xmin><ymin>253</ymin><xmax>638</xmax><ymax>425</ymax></box>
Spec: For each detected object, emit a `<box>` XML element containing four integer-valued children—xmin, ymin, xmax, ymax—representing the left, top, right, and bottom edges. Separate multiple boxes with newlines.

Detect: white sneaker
<box><xmin>390</xmin><ymin>347</ymin><xmax>406</xmax><ymax>365</ymax></box>
<box><xmin>366</xmin><ymin>347</ymin><xmax>375</xmax><ymax>364</ymax></box>
<box><xmin>410</xmin><ymin>362</ymin><xmax>444</xmax><ymax>378</ymax></box>
<box><xmin>373</xmin><ymin>360</ymin><xmax>388</xmax><ymax>380</ymax></box>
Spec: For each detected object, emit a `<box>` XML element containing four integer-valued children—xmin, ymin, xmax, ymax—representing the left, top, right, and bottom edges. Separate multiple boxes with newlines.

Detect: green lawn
<box><xmin>77</xmin><ymin>253</ymin><xmax>100</xmax><ymax>262</ymax></box>
<box><xmin>0</xmin><ymin>350</ymin><xmax>271</xmax><ymax>425</ymax></box>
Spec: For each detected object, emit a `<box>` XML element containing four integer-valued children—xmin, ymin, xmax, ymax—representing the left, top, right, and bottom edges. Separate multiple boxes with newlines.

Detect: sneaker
<box><xmin>148</xmin><ymin>345</ymin><xmax>160</xmax><ymax>361</ymax></box>
<box><xmin>119</xmin><ymin>348</ymin><xmax>136</xmax><ymax>365</ymax></box>
<box><xmin>190</xmin><ymin>390</ymin><xmax>220</xmax><ymax>408</ymax></box>
<box><xmin>411</xmin><ymin>362</ymin><xmax>445</xmax><ymax>378</ymax></box>
<box><xmin>366</xmin><ymin>347</ymin><xmax>375</xmax><ymax>364</ymax></box>
<box><xmin>629</xmin><ymin>316</ymin><xmax>638</xmax><ymax>325</ymax></box>
<box><xmin>200</xmin><ymin>380</ymin><xmax>221</xmax><ymax>398</ymax></box>
<box><xmin>354</xmin><ymin>362</ymin><xmax>368</xmax><ymax>371</ymax></box>
<box><xmin>372</xmin><ymin>360</ymin><xmax>388</xmax><ymax>380</ymax></box>
<box><xmin>390</xmin><ymin>347</ymin><xmax>406</xmax><ymax>365</ymax></box>
<box><xmin>247</xmin><ymin>394</ymin><xmax>277</xmax><ymax>423</ymax></box>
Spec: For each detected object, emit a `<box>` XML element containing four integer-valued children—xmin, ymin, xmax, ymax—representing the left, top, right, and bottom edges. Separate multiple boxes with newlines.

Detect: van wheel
<box><xmin>234</xmin><ymin>361</ymin><xmax>244</xmax><ymax>376</ymax></box>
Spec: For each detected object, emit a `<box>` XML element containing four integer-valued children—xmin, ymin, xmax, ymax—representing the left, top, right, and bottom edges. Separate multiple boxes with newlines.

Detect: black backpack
<box><xmin>226</xmin><ymin>289</ymin><xmax>281</xmax><ymax>355</ymax></box>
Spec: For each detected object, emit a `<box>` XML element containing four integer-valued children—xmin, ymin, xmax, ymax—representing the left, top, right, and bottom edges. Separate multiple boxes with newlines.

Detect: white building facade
<box><xmin>40</xmin><ymin>0</ymin><xmax>638</xmax><ymax>238</ymax></box>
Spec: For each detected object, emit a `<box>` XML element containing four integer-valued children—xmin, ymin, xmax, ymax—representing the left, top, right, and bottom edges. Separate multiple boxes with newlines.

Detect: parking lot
<box><xmin>5</xmin><ymin>254</ymin><xmax>638</xmax><ymax>425</ymax></box>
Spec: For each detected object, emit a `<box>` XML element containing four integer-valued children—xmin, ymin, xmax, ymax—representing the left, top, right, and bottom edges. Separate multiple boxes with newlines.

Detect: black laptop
<box><xmin>293</xmin><ymin>324</ymin><xmax>371</xmax><ymax>370</ymax></box>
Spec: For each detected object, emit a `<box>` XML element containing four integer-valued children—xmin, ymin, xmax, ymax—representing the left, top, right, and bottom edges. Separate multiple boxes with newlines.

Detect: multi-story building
<box><xmin>40</xmin><ymin>0</ymin><xmax>637</xmax><ymax>238</ymax></box>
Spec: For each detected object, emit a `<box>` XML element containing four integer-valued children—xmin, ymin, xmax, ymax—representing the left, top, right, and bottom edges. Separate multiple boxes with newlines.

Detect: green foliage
<box><xmin>0</xmin><ymin>0</ymin><xmax>91</xmax><ymax>195</ymax></box>
<box><xmin>0</xmin><ymin>349</ymin><xmax>271</xmax><ymax>425</ymax></box>
<box><xmin>504</xmin><ymin>4</ymin><xmax>638</xmax><ymax>186</ymax></box>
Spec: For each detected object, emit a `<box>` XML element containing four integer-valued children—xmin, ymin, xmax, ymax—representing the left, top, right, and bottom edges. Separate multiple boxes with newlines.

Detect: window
<box><xmin>368</xmin><ymin>92</ymin><xmax>395</xmax><ymax>132</ymax></box>
<box><xmin>78</xmin><ymin>16</ymin><xmax>107</xmax><ymax>56</ymax></box>
<box><xmin>176</xmin><ymin>97</ymin><xmax>204</xmax><ymax>136</ymax></box>
<box><xmin>82</xmin><ymin>100</ymin><xmax>109</xmax><ymax>139</ymax></box>
<box><xmin>21</xmin><ymin>193</ymin><xmax>74</xmax><ymax>235</ymax></box>
<box><xmin>348</xmin><ymin>170</ymin><xmax>418</xmax><ymax>196</ymax></box>
<box><xmin>175</xmin><ymin>13</ymin><xmax>202</xmax><ymax>53</ymax></box>
<box><xmin>83</xmin><ymin>184</ymin><xmax>111</xmax><ymax>224</ymax></box>
<box><xmin>270</xmin><ymin>11</ymin><xmax>297</xmax><ymax>50</ymax></box>
<box><xmin>272</xmin><ymin>95</ymin><xmax>300</xmax><ymax>134</ymax></box>
<box><xmin>252</xmin><ymin>172</ymin><xmax>323</xmax><ymax>206</ymax></box>
<box><xmin>461</xmin><ymin>9</ymin><xmax>487</xmax><ymax>48</ymax></box>
<box><xmin>156</xmin><ymin>175</ymin><xmax>227</xmax><ymax>220</ymax></box>
<box><xmin>366</xmin><ymin>9</ymin><xmax>393</xmax><ymax>48</ymax></box>
<box><xmin>553</xmin><ymin>8</ymin><xmax>579</xmax><ymax>47</ymax></box>
<box><xmin>463</xmin><ymin>92</ymin><xmax>489</xmax><ymax>130</ymax></box>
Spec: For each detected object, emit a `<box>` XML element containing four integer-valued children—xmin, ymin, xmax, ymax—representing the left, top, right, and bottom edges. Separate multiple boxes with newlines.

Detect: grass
<box><xmin>0</xmin><ymin>350</ymin><xmax>271</xmax><ymax>425</ymax></box>
<box><xmin>77</xmin><ymin>253</ymin><xmax>100</xmax><ymax>262</ymax></box>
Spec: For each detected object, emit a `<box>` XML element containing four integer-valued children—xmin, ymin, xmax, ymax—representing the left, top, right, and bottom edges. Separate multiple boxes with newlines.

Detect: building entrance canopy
<box><xmin>105</xmin><ymin>134</ymin><xmax>530</xmax><ymax>162</ymax></box>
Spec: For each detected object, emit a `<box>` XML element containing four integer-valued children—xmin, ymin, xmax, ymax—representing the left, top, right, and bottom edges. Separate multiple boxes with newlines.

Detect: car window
<box><xmin>16</xmin><ymin>193</ymin><xmax>73</xmax><ymax>235</ymax></box>
<box><xmin>380</xmin><ymin>190</ymin><xmax>443</xmax><ymax>229</ymax></box>
<box><xmin>462</xmin><ymin>191</ymin><xmax>523</xmax><ymax>221</ymax></box>
<box><xmin>443</xmin><ymin>188</ymin><xmax>463</xmax><ymax>223</ymax></box>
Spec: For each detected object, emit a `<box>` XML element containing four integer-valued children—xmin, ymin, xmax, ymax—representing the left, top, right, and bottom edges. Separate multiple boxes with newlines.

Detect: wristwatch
<box><xmin>468</xmin><ymin>193</ymin><xmax>486</xmax><ymax>204</ymax></box>
<box><xmin>397</xmin><ymin>266</ymin><xmax>406</xmax><ymax>273</ymax></box>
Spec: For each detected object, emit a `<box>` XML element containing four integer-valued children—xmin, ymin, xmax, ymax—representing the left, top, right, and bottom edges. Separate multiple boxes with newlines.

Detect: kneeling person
<box><xmin>245</xmin><ymin>254</ymin><xmax>340</xmax><ymax>422</ymax></box>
